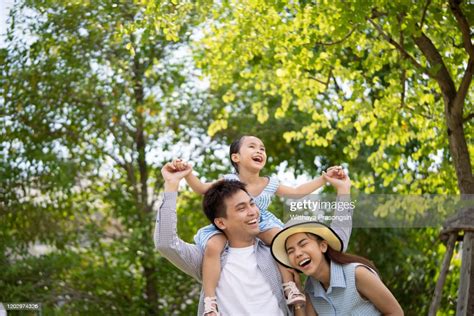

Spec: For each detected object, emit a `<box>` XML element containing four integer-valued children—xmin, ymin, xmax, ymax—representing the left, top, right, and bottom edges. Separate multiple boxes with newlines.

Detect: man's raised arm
<box><xmin>324</xmin><ymin>172</ymin><xmax>353</xmax><ymax>252</ymax></box>
<box><xmin>154</xmin><ymin>162</ymin><xmax>203</xmax><ymax>281</ymax></box>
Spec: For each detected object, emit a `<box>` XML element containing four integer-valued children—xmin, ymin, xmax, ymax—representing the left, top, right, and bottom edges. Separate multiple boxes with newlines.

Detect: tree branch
<box><xmin>463</xmin><ymin>112</ymin><xmax>474</xmax><ymax>124</ymax></box>
<box><xmin>106</xmin><ymin>125</ymin><xmax>142</xmax><ymax>211</ymax></box>
<box><xmin>132</xmin><ymin>50</ymin><xmax>150</xmax><ymax>213</ymax></box>
<box><xmin>370</xmin><ymin>8</ymin><xmax>387</xmax><ymax>19</ymax></box>
<box><xmin>332</xmin><ymin>73</ymin><xmax>341</xmax><ymax>93</ymax></box>
<box><xmin>452</xmin><ymin>36</ymin><xmax>464</xmax><ymax>49</ymax></box>
<box><xmin>449</xmin><ymin>0</ymin><xmax>474</xmax><ymax>59</ymax></box>
<box><xmin>399</xmin><ymin>14</ymin><xmax>406</xmax><ymax>108</ymax></box>
<box><xmin>405</xmin><ymin>104</ymin><xmax>434</xmax><ymax>120</ymax></box>
<box><xmin>87</xmin><ymin>137</ymin><xmax>126</xmax><ymax>171</ymax></box>
<box><xmin>454</xmin><ymin>58</ymin><xmax>474</xmax><ymax>116</ymax></box>
<box><xmin>412</xmin><ymin>31</ymin><xmax>457</xmax><ymax>105</ymax></box>
<box><xmin>314</xmin><ymin>28</ymin><xmax>357</xmax><ymax>46</ymax></box>
<box><xmin>368</xmin><ymin>18</ymin><xmax>430</xmax><ymax>77</ymax></box>
<box><xmin>419</xmin><ymin>0</ymin><xmax>432</xmax><ymax>30</ymax></box>
<box><xmin>308</xmin><ymin>68</ymin><xmax>332</xmax><ymax>88</ymax></box>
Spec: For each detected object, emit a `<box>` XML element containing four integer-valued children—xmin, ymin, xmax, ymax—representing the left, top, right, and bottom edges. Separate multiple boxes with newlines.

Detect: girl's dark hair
<box><xmin>229</xmin><ymin>136</ymin><xmax>247</xmax><ymax>174</ymax></box>
<box><xmin>309</xmin><ymin>233</ymin><xmax>378</xmax><ymax>273</ymax></box>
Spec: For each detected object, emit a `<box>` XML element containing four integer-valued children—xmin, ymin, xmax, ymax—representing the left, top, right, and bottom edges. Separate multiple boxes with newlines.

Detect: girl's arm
<box><xmin>276</xmin><ymin>166</ymin><xmax>344</xmax><ymax>198</ymax></box>
<box><xmin>355</xmin><ymin>266</ymin><xmax>404</xmax><ymax>316</ymax></box>
<box><xmin>171</xmin><ymin>159</ymin><xmax>214</xmax><ymax>195</ymax></box>
<box><xmin>184</xmin><ymin>172</ymin><xmax>214</xmax><ymax>195</ymax></box>
<box><xmin>276</xmin><ymin>177</ymin><xmax>326</xmax><ymax>198</ymax></box>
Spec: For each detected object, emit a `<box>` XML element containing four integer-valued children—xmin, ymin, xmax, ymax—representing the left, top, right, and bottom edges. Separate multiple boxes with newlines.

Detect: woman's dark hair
<box><xmin>229</xmin><ymin>136</ymin><xmax>247</xmax><ymax>174</ymax></box>
<box><xmin>309</xmin><ymin>233</ymin><xmax>378</xmax><ymax>273</ymax></box>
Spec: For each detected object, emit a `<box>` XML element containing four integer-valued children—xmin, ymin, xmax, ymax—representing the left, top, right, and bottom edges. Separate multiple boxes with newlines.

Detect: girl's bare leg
<box><xmin>203</xmin><ymin>233</ymin><xmax>227</xmax><ymax>316</ymax></box>
<box><xmin>259</xmin><ymin>228</ymin><xmax>306</xmax><ymax>306</ymax></box>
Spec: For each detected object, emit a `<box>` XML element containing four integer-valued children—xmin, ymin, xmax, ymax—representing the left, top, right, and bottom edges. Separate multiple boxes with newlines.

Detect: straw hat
<box><xmin>270</xmin><ymin>219</ymin><xmax>343</xmax><ymax>269</ymax></box>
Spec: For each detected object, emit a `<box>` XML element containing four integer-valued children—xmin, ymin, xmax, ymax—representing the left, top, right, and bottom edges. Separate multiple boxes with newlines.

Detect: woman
<box><xmin>271</xmin><ymin>220</ymin><xmax>404</xmax><ymax>315</ymax></box>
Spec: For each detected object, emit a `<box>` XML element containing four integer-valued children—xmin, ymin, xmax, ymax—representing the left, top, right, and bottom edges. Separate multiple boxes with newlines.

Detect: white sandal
<box><xmin>283</xmin><ymin>281</ymin><xmax>306</xmax><ymax>305</ymax></box>
<box><xmin>203</xmin><ymin>296</ymin><xmax>219</xmax><ymax>316</ymax></box>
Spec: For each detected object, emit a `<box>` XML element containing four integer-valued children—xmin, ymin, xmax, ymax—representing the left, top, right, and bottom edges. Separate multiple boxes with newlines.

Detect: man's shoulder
<box><xmin>255</xmin><ymin>239</ymin><xmax>275</xmax><ymax>258</ymax></box>
<box><xmin>255</xmin><ymin>238</ymin><xmax>270</xmax><ymax>248</ymax></box>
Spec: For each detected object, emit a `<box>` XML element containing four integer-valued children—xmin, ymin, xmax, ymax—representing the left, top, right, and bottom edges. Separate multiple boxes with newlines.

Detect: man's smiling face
<box><xmin>215</xmin><ymin>189</ymin><xmax>260</xmax><ymax>241</ymax></box>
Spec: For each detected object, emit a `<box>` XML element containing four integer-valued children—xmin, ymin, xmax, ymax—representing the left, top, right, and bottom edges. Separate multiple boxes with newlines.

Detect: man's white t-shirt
<box><xmin>215</xmin><ymin>245</ymin><xmax>284</xmax><ymax>316</ymax></box>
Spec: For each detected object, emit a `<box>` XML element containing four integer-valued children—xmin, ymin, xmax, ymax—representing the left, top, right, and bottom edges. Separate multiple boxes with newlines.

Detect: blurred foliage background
<box><xmin>1</xmin><ymin>0</ymin><xmax>472</xmax><ymax>315</ymax></box>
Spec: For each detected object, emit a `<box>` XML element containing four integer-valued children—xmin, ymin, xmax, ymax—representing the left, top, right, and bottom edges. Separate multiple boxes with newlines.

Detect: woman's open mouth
<box><xmin>298</xmin><ymin>258</ymin><xmax>311</xmax><ymax>269</ymax></box>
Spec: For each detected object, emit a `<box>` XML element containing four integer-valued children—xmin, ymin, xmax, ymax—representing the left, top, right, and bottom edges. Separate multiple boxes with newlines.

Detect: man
<box><xmin>155</xmin><ymin>162</ymin><xmax>352</xmax><ymax>315</ymax></box>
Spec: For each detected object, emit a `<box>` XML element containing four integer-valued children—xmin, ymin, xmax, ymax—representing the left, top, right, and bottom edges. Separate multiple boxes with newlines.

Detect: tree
<box><xmin>1</xmin><ymin>0</ymin><xmax>212</xmax><ymax>314</ymax></box>
<box><xmin>195</xmin><ymin>0</ymin><xmax>473</xmax><ymax>313</ymax></box>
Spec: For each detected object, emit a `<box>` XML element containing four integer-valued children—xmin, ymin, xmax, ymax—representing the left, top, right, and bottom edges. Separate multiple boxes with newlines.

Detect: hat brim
<box><xmin>270</xmin><ymin>221</ymin><xmax>343</xmax><ymax>269</ymax></box>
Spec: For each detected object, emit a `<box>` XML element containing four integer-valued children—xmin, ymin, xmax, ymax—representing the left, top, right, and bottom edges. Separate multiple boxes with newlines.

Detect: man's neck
<box><xmin>227</xmin><ymin>236</ymin><xmax>256</xmax><ymax>248</ymax></box>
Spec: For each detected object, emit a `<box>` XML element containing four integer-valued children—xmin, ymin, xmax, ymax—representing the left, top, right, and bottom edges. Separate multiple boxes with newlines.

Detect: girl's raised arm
<box><xmin>276</xmin><ymin>166</ymin><xmax>345</xmax><ymax>198</ymax></box>
<box><xmin>171</xmin><ymin>159</ymin><xmax>215</xmax><ymax>195</ymax></box>
<box><xmin>185</xmin><ymin>172</ymin><xmax>215</xmax><ymax>195</ymax></box>
<box><xmin>276</xmin><ymin>178</ymin><xmax>326</xmax><ymax>198</ymax></box>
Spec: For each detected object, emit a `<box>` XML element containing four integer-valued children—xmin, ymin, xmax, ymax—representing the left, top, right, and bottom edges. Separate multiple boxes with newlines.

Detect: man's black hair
<box><xmin>202</xmin><ymin>179</ymin><xmax>248</xmax><ymax>231</ymax></box>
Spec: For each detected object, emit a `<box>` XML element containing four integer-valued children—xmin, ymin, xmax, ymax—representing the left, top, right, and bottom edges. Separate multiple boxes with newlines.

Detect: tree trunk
<box><xmin>443</xmin><ymin>84</ymin><xmax>474</xmax><ymax>316</ymax></box>
<box><xmin>411</xmin><ymin>20</ymin><xmax>474</xmax><ymax>312</ymax></box>
<box><xmin>445</xmin><ymin>112</ymin><xmax>474</xmax><ymax>195</ymax></box>
<box><xmin>131</xmin><ymin>48</ymin><xmax>160</xmax><ymax>314</ymax></box>
<box><xmin>143</xmin><ymin>262</ymin><xmax>159</xmax><ymax>316</ymax></box>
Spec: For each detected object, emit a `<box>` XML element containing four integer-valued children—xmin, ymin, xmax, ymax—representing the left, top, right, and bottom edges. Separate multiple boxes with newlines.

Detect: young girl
<box><xmin>172</xmin><ymin>135</ymin><xmax>344</xmax><ymax>316</ymax></box>
<box><xmin>271</xmin><ymin>220</ymin><xmax>404</xmax><ymax>315</ymax></box>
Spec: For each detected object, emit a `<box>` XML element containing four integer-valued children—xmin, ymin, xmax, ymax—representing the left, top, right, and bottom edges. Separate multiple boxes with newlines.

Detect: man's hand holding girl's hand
<box><xmin>325</xmin><ymin>165</ymin><xmax>346</xmax><ymax>180</ymax></box>
<box><xmin>323</xmin><ymin>166</ymin><xmax>351</xmax><ymax>194</ymax></box>
<box><xmin>161</xmin><ymin>160</ymin><xmax>193</xmax><ymax>192</ymax></box>
<box><xmin>171</xmin><ymin>158</ymin><xmax>193</xmax><ymax>172</ymax></box>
